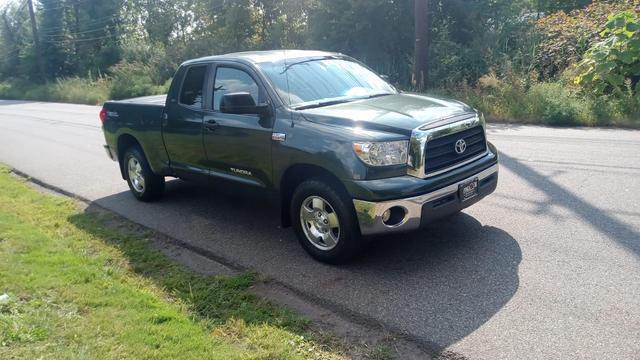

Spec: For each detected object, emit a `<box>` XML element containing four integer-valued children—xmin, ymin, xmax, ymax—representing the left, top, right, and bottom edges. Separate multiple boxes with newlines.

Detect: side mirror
<box><xmin>220</xmin><ymin>92</ymin><xmax>269</xmax><ymax>116</ymax></box>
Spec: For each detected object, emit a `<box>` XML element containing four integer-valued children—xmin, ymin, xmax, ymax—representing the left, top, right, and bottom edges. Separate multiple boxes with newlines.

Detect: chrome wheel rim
<box><xmin>127</xmin><ymin>157</ymin><xmax>145</xmax><ymax>193</ymax></box>
<box><xmin>299</xmin><ymin>196</ymin><xmax>340</xmax><ymax>251</ymax></box>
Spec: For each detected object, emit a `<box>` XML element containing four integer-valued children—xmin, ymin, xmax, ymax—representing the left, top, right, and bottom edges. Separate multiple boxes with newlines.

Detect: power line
<box><xmin>42</xmin><ymin>24</ymin><xmax>116</xmax><ymax>38</ymax></box>
<box><xmin>38</xmin><ymin>14</ymin><xmax>119</xmax><ymax>33</ymax></box>
<box><xmin>41</xmin><ymin>33</ymin><xmax>120</xmax><ymax>44</ymax></box>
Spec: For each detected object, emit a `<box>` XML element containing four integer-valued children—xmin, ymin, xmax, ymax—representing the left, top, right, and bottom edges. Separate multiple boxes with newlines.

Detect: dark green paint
<box><xmin>101</xmin><ymin>50</ymin><xmax>498</xmax><ymax>203</ymax></box>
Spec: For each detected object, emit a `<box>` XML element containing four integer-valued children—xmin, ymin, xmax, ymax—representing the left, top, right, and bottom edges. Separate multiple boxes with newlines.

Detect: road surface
<box><xmin>1</xmin><ymin>100</ymin><xmax>639</xmax><ymax>359</ymax></box>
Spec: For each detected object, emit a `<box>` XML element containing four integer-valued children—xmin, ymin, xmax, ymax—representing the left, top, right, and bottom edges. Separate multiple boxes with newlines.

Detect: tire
<box><xmin>291</xmin><ymin>178</ymin><xmax>364</xmax><ymax>264</ymax></box>
<box><xmin>122</xmin><ymin>146</ymin><xmax>165</xmax><ymax>202</ymax></box>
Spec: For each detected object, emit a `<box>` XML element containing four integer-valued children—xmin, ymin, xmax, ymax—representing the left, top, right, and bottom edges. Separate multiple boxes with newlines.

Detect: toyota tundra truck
<box><xmin>100</xmin><ymin>50</ymin><xmax>499</xmax><ymax>263</ymax></box>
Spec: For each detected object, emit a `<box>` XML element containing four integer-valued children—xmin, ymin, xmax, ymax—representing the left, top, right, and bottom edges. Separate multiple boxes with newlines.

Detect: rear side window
<box><xmin>179</xmin><ymin>66</ymin><xmax>206</xmax><ymax>107</ymax></box>
<box><xmin>213</xmin><ymin>67</ymin><xmax>260</xmax><ymax>111</ymax></box>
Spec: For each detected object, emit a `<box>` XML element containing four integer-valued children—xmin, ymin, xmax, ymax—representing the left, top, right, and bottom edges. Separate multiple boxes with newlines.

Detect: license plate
<box><xmin>459</xmin><ymin>178</ymin><xmax>479</xmax><ymax>202</ymax></box>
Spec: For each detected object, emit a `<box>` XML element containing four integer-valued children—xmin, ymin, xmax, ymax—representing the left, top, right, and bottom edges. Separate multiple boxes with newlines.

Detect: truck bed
<box><xmin>102</xmin><ymin>95</ymin><xmax>169</xmax><ymax>175</ymax></box>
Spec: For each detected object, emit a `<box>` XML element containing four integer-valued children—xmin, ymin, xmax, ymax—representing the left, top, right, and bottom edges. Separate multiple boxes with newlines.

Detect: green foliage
<box><xmin>0</xmin><ymin>0</ymin><xmax>638</xmax><ymax>127</ymax></box>
<box><xmin>533</xmin><ymin>1</ymin><xmax>637</xmax><ymax>80</ymax></box>
<box><xmin>0</xmin><ymin>77</ymin><xmax>110</xmax><ymax>105</ymax></box>
<box><xmin>308</xmin><ymin>0</ymin><xmax>414</xmax><ymax>84</ymax></box>
<box><xmin>40</xmin><ymin>0</ymin><xmax>68</xmax><ymax>78</ymax></box>
<box><xmin>467</xmin><ymin>71</ymin><xmax>530</xmax><ymax>120</ymax></box>
<box><xmin>109</xmin><ymin>62</ymin><xmax>169</xmax><ymax>100</ymax></box>
<box><xmin>575</xmin><ymin>10</ymin><xmax>640</xmax><ymax>96</ymax></box>
<box><xmin>526</xmin><ymin>83</ymin><xmax>591</xmax><ymax>126</ymax></box>
<box><xmin>50</xmin><ymin>76</ymin><xmax>112</xmax><ymax>104</ymax></box>
<box><xmin>427</xmin><ymin>0</ymin><xmax>534</xmax><ymax>87</ymax></box>
<box><xmin>457</xmin><ymin>71</ymin><xmax>639</xmax><ymax>127</ymax></box>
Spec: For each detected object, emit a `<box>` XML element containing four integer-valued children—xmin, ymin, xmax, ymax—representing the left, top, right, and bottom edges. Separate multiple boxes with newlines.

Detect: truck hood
<box><xmin>298</xmin><ymin>93</ymin><xmax>475</xmax><ymax>136</ymax></box>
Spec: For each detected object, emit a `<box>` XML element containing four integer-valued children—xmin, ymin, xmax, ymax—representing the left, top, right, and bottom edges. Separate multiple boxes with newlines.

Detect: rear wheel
<box><xmin>123</xmin><ymin>146</ymin><xmax>165</xmax><ymax>201</ymax></box>
<box><xmin>291</xmin><ymin>178</ymin><xmax>363</xmax><ymax>264</ymax></box>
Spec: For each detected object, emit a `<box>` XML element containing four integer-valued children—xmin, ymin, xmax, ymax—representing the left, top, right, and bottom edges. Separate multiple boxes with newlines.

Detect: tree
<box><xmin>308</xmin><ymin>0</ymin><xmax>414</xmax><ymax>84</ymax></box>
<box><xmin>414</xmin><ymin>0</ymin><xmax>428</xmax><ymax>90</ymax></box>
<box><xmin>27</xmin><ymin>0</ymin><xmax>45</xmax><ymax>80</ymax></box>
<box><xmin>1</xmin><ymin>9</ymin><xmax>22</xmax><ymax>76</ymax></box>
<box><xmin>75</xmin><ymin>0</ymin><xmax>122</xmax><ymax>75</ymax></box>
<box><xmin>39</xmin><ymin>0</ymin><xmax>68</xmax><ymax>78</ymax></box>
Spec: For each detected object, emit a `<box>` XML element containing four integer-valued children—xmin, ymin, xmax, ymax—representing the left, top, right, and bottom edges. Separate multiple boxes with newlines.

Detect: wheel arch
<box><xmin>279</xmin><ymin>163</ymin><xmax>350</xmax><ymax>228</ymax></box>
<box><xmin>116</xmin><ymin>133</ymin><xmax>143</xmax><ymax>180</ymax></box>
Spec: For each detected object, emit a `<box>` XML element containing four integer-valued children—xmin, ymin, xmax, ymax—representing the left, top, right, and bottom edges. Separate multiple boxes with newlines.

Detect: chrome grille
<box><xmin>424</xmin><ymin>125</ymin><xmax>486</xmax><ymax>174</ymax></box>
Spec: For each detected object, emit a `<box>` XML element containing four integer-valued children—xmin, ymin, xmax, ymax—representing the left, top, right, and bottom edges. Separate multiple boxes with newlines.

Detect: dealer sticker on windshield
<box><xmin>459</xmin><ymin>178</ymin><xmax>479</xmax><ymax>202</ymax></box>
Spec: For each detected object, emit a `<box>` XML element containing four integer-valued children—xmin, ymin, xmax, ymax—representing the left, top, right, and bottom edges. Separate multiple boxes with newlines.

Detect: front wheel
<box><xmin>123</xmin><ymin>146</ymin><xmax>165</xmax><ymax>202</ymax></box>
<box><xmin>291</xmin><ymin>179</ymin><xmax>364</xmax><ymax>264</ymax></box>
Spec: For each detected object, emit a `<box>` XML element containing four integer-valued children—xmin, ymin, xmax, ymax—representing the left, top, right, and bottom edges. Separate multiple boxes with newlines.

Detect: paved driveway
<box><xmin>1</xmin><ymin>100</ymin><xmax>638</xmax><ymax>359</ymax></box>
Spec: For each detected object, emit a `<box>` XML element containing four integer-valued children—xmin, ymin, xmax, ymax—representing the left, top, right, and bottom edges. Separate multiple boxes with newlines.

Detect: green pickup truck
<box><xmin>100</xmin><ymin>50</ymin><xmax>498</xmax><ymax>263</ymax></box>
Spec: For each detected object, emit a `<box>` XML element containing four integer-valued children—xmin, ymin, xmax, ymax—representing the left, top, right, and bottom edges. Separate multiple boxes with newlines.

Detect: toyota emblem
<box><xmin>455</xmin><ymin>139</ymin><xmax>467</xmax><ymax>154</ymax></box>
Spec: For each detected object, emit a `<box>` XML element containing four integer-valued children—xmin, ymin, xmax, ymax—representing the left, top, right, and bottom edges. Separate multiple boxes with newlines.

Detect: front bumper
<box><xmin>353</xmin><ymin>164</ymin><xmax>498</xmax><ymax>236</ymax></box>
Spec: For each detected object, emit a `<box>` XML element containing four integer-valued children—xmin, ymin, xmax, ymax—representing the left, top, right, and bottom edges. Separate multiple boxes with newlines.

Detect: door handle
<box><xmin>204</xmin><ymin>119</ymin><xmax>219</xmax><ymax>132</ymax></box>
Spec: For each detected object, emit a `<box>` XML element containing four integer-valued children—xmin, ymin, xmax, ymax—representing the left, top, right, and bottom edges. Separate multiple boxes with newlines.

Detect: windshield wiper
<box><xmin>293</xmin><ymin>98</ymin><xmax>356</xmax><ymax>110</ymax></box>
<box><xmin>281</xmin><ymin>56</ymin><xmax>337</xmax><ymax>74</ymax></box>
<box><xmin>364</xmin><ymin>93</ymin><xmax>393</xmax><ymax>99</ymax></box>
<box><xmin>293</xmin><ymin>93</ymin><xmax>395</xmax><ymax>110</ymax></box>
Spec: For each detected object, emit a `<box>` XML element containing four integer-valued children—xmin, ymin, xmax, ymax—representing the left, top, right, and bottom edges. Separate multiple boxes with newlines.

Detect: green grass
<box><xmin>0</xmin><ymin>74</ymin><xmax>169</xmax><ymax>105</ymax></box>
<box><xmin>0</xmin><ymin>166</ymin><xmax>345</xmax><ymax>359</ymax></box>
<box><xmin>0</xmin><ymin>77</ymin><xmax>111</xmax><ymax>105</ymax></box>
<box><xmin>447</xmin><ymin>74</ymin><xmax>640</xmax><ymax>128</ymax></box>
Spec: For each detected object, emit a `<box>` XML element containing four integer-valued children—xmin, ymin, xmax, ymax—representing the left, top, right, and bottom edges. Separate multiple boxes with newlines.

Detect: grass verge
<box><xmin>0</xmin><ymin>77</ymin><xmax>111</xmax><ymax>105</ymax></box>
<box><xmin>0</xmin><ymin>74</ymin><xmax>169</xmax><ymax>105</ymax></box>
<box><xmin>0</xmin><ymin>166</ymin><xmax>350</xmax><ymax>359</ymax></box>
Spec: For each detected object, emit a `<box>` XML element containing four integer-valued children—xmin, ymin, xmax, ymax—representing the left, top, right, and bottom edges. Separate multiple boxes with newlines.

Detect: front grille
<box><xmin>424</xmin><ymin>125</ymin><xmax>486</xmax><ymax>174</ymax></box>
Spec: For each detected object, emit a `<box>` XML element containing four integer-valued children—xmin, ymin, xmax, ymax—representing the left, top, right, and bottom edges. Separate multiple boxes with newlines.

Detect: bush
<box><xmin>50</xmin><ymin>77</ymin><xmax>111</xmax><ymax>104</ymax></box>
<box><xmin>120</xmin><ymin>40</ymin><xmax>177</xmax><ymax>84</ymax></box>
<box><xmin>534</xmin><ymin>0</ymin><xmax>637</xmax><ymax>79</ymax></box>
<box><xmin>525</xmin><ymin>83</ymin><xmax>589</xmax><ymax>126</ymax></box>
<box><xmin>576</xmin><ymin>10</ymin><xmax>640</xmax><ymax>96</ymax></box>
<box><xmin>109</xmin><ymin>62</ymin><xmax>169</xmax><ymax>100</ymax></box>
<box><xmin>0</xmin><ymin>77</ymin><xmax>110</xmax><ymax>105</ymax></box>
<box><xmin>455</xmin><ymin>76</ymin><xmax>617</xmax><ymax>127</ymax></box>
<box><xmin>0</xmin><ymin>63</ymin><xmax>170</xmax><ymax>105</ymax></box>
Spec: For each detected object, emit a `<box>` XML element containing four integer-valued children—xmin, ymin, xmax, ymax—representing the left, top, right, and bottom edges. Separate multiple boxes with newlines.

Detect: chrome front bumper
<box><xmin>353</xmin><ymin>164</ymin><xmax>498</xmax><ymax>236</ymax></box>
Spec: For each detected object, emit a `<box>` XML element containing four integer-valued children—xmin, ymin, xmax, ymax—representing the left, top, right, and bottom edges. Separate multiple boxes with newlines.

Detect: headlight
<box><xmin>352</xmin><ymin>140</ymin><xmax>408</xmax><ymax>166</ymax></box>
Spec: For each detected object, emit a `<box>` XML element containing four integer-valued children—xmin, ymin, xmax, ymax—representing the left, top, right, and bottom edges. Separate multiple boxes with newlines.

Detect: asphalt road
<box><xmin>1</xmin><ymin>100</ymin><xmax>639</xmax><ymax>359</ymax></box>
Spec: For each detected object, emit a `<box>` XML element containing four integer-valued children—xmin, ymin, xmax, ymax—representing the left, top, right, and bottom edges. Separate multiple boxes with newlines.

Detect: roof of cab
<box><xmin>181</xmin><ymin>50</ymin><xmax>342</xmax><ymax>66</ymax></box>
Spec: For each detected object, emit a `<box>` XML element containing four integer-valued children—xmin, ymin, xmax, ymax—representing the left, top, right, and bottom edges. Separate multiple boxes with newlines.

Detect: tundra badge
<box><xmin>230</xmin><ymin>168</ymin><xmax>252</xmax><ymax>176</ymax></box>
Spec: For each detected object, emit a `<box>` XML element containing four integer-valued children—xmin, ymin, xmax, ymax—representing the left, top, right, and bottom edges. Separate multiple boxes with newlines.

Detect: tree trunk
<box><xmin>27</xmin><ymin>0</ymin><xmax>46</xmax><ymax>81</ymax></box>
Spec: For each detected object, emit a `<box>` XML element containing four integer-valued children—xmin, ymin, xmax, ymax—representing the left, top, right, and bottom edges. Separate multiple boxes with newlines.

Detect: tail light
<box><xmin>99</xmin><ymin>107</ymin><xmax>107</xmax><ymax>124</ymax></box>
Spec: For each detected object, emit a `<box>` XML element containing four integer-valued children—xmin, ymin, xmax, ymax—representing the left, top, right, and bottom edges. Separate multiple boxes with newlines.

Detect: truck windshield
<box><xmin>260</xmin><ymin>58</ymin><xmax>396</xmax><ymax>110</ymax></box>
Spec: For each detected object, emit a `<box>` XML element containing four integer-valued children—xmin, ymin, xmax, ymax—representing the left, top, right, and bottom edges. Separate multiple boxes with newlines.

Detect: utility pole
<box><xmin>413</xmin><ymin>0</ymin><xmax>428</xmax><ymax>91</ymax></box>
<box><xmin>73</xmin><ymin>0</ymin><xmax>80</xmax><ymax>67</ymax></box>
<box><xmin>27</xmin><ymin>0</ymin><xmax>46</xmax><ymax>81</ymax></box>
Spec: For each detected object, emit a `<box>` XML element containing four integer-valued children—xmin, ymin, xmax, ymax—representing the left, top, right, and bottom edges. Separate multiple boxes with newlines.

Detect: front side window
<box><xmin>213</xmin><ymin>67</ymin><xmax>260</xmax><ymax>111</ymax></box>
<box><xmin>260</xmin><ymin>58</ymin><xmax>396</xmax><ymax>109</ymax></box>
<box><xmin>179</xmin><ymin>66</ymin><xmax>206</xmax><ymax>107</ymax></box>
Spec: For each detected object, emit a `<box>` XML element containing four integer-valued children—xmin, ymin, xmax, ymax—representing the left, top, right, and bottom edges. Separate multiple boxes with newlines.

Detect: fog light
<box><xmin>382</xmin><ymin>209</ymin><xmax>391</xmax><ymax>223</ymax></box>
<box><xmin>381</xmin><ymin>206</ymin><xmax>407</xmax><ymax>227</ymax></box>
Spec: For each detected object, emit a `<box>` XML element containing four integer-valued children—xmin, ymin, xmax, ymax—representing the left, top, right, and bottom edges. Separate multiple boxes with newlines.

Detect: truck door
<box><xmin>202</xmin><ymin>64</ymin><xmax>273</xmax><ymax>188</ymax></box>
<box><xmin>162</xmin><ymin>65</ymin><xmax>209</xmax><ymax>179</ymax></box>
